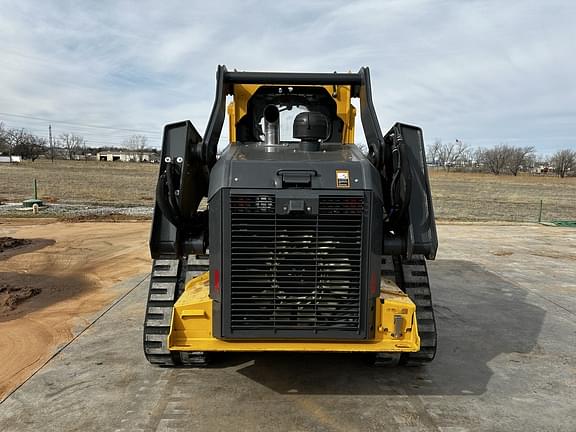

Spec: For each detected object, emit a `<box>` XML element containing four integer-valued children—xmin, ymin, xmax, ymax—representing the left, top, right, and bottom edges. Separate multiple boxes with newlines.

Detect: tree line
<box><xmin>0</xmin><ymin>122</ymin><xmax>155</xmax><ymax>162</ymax></box>
<box><xmin>2</xmin><ymin>122</ymin><xmax>573</xmax><ymax>176</ymax></box>
<box><xmin>0</xmin><ymin>123</ymin><xmax>48</xmax><ymax>161</ymax></box>
<box><xmin>427</xmin><ymin>140</ymin><xmax>576</xmax><ymax>178</ymax></box>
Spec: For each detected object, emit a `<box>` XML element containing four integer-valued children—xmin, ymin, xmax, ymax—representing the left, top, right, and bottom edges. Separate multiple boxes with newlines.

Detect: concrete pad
<box><xmin>0</xmin><ymin>225</ymin><xmax>574</xmax><ymax>431</ymax></box>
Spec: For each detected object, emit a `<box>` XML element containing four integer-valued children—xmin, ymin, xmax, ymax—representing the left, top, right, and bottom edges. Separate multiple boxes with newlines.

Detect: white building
<box><xmin>0</xmin><ymin>155</ymin><xmax>22</xmax><ymax>163</ymax></box>
<box><xmin>96</xmin><ymin>151</ymin><xmax>158</xmax><ymax>162</ymax></box>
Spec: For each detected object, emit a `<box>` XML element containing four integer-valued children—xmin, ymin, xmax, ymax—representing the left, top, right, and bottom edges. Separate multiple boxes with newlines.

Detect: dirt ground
<box><xmin>0</xmin><ymin>219</ymin><xmax>151</xmax><ymax>400</ymax></box>
<box><xmin>1</xmin><ymin>217</ymin><xmax>575</xmax><ymax>420</ymax></box>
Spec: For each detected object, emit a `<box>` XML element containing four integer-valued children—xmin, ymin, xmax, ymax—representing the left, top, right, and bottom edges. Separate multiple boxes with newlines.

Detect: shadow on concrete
<box><xmin>218</xmin><ymin>260</ymin><xmax>545</xmax><ymax>395</ymax></box>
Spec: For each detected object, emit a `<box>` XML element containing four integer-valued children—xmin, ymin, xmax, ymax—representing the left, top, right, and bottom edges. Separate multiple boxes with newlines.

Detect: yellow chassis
<box><xmin>168</xmin><ymin>273</ymin><xmax>420</xmax><ymax>353</ymax></box>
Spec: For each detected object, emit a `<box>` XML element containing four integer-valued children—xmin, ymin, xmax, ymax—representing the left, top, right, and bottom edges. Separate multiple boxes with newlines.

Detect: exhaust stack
<box><xmin>263</xmin><ymin>105</ymin><xmax>280</xmax><ymax>145</ymax></box>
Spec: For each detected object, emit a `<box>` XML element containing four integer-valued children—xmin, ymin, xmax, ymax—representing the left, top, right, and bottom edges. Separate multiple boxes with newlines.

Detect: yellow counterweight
<box><xmin>168</xmin><ymin>273</ymin><xmax>420</xmax><ymax>353</ymax></box>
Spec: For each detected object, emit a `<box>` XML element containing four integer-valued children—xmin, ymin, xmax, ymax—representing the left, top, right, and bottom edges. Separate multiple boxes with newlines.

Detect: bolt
<box><xmin>234</xmin><ymin>177</ymin><xmax>239</xmax><ymax>182</ymax></box>
<box><xmin>354</xmin><ymin>178</ymin><xmax>359</xmax><ymax>183</ymax></box>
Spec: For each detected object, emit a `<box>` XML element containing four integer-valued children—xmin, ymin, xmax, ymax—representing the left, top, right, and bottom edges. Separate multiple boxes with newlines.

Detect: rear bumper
<box><xmin>168</xmin><ymin>273</ymin><xmax>420</xmax><ymax>353</ymax></box>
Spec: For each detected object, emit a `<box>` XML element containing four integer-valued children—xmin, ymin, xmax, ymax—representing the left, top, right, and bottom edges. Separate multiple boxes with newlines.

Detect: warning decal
<box><xmin>336</xmin><ymin>170</ymin><xmax>351</xmax><ymax>188</ymax></box>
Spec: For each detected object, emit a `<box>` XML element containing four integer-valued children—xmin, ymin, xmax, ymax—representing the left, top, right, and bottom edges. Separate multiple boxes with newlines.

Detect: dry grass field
<box><xmin>429</xmin><ymin>169</ymin><xmax>576</xmax><ymax>222</ymax></box>
<box><xmin>1</xmin><ymin>159</ymin><xmax>575</xmax><ymax>222</ymax></box>
<box><xmin>0</xmin><ymin>159</ymin><xmax>157</xmax><ymax>206</ymax></box>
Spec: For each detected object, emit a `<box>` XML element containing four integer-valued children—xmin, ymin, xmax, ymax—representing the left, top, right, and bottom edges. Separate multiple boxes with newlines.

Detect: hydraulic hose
<box><xmin>155</xmin><ymin>162</ymin><xmax>182</xmax><ymax>227</ymax></box>
<box><xmin>387</xmin><ymin>127</ymin><xmax>412</xmax><ymax>223</ymax></box>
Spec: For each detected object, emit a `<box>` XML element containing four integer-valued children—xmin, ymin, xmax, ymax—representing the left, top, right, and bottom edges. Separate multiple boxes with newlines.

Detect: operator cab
<box><xmin>228</xmin><ymin>84</ymin><xmax>356</xmax><ymax>150</ymax></box>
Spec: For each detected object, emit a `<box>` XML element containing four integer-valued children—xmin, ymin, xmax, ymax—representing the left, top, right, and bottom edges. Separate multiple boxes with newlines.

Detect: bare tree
<box><xmin>0</xmin><ymin>122</ymin><xmax>9</xmax><ymax>154</ymax></box>
<box><xmin>4</xmin><ymin>128</ymin><xmax>30</xmax><ymax>161</ymax></box>
<box><xmin>59</xmin><ymin>133</ymin><xmax>86</xmax><ymax>160</ymax></box>
<box><xmin>478</xmin><ymin>144</ymin><xmax>508</xmax><ymax>175</ymax></box>
<box><xmin>52</xmin><ymin>138</ymin><xmax>61</xmax><ymax>159</ymax></box>
<box><xmin>426</xmin><ymin>139</ymin><xmax>442</xmax><ymax>164</ymax></box>
<box><xmin>505</xmin><ymin>146</ymin><xmax>535</xmax><ymax>176</ymax></box>
<box><xmin>0</xmin><ymin>126</ymin><xmax>49</xmax><ymax>161</ymax></box>
<box><xmin>124</xmin><ymin>134</ymin><xmax>148</xmax><ymax>162</ymax></box>
<box><xmin>13</xmin><ymin>132</ymin><xmax>47</xmax><ymax>161</ymax></box>
<box><xmin>31</xmin><ymin>136</ymin><xmax>48</xmax><ymax>161</ymax></box>
<box><xmin>436</xmin><ymin>139</ymin><xmax>470</xmax><ymax>171</ymax></box>
<box><xmin>478</xmin><ymin>144</ymin><xmax>534</xmax><ymax>176</ymax></box>
<box><xmin>550</xmin><ymin>149</ymin><xmax>576</xmax><ymax>178</ymax></box>
<box><xmin>524</xmin><ymin>152</ymin><xmax>537</xmax><ymax>171</ymax></box>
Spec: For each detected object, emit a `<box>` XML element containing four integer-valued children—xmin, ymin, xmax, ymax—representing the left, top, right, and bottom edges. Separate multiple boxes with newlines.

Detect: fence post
<box><xmin>538</xmin><ymin>199</ymin><xmax>543</xmax><ymax>223</ymax></box>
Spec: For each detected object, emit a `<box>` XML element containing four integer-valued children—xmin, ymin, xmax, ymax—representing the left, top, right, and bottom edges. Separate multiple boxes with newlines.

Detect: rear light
<box><xmin>213</xmin><ymin>268</ymin><xmax>220</xmax><ymax>295</ymax></box>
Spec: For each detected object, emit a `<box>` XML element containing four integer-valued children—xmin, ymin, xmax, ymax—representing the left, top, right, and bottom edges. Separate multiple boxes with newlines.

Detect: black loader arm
<box><xmin>150</xmin><ymin>121</ymin><xmax>208</xmax><ymax>258</ymax></box>
<box><xmin>355</xmin><ymin>68</ymin><xmax>438</xmax><ymax>259</ymax></box>
<box><xmin>381</xmin><ymin>123</ymin><xmax>438</xmax><ymax>259</ymax></box>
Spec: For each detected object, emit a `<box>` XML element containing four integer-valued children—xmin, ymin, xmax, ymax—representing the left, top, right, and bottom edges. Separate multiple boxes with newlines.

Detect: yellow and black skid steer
<box><xmin>144</xmin><ymin>66</ymin><xmax>438</xmax><ymax>367</ymax></box>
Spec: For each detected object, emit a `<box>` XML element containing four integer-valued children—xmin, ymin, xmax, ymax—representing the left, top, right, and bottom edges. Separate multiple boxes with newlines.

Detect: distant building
<box><xmin>0</xmin><ymin>155</ymin><xmax>22</xmax><ymax>163</ymax></box>
<box><xmin>531</xmin><ymin>165</ymin><xmax>555</xmax><ymax>175</ymax></box>
<box><xmin>71</xmin><ymin>153</ymin><xmax>97</xmax><ymax>161</ymax></box>
<box><xmin>96</xmin><ymin>151</ymin><xmax>159</xmax><ymax>163</ymax></box>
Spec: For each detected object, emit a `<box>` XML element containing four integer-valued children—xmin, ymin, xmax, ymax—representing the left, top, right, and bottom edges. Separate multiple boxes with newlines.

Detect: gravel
<box><xmin>0</xmin><ymin>202</ymin><xmax>153</xmax><ymax>219</ymax></box>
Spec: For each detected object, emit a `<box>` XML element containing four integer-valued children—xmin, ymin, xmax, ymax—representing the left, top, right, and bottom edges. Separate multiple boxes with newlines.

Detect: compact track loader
<box><xmin>144</xmin><ymin>66</ymin><xmax>438</xmax><ymax>367</ymax></box>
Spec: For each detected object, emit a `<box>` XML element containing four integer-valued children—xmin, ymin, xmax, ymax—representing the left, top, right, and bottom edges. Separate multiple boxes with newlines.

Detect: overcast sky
<box><xmin>0</xmin><ymin>0</ymin><xmax>575</xmax><ymax>154</ymax></box>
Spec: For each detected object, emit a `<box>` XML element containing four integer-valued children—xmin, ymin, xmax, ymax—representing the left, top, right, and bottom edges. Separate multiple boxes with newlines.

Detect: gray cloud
<box><xmin>0</xmin><ymin>0</ymin><xmax>574</xmax><ymax>154</ymax></box>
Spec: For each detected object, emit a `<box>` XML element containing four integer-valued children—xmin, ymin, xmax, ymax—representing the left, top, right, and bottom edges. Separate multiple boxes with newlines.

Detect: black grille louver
<box><xmin>228</xmin><ymin>193</ymin><xmax>366</xmax><ymax>337</ymax></box>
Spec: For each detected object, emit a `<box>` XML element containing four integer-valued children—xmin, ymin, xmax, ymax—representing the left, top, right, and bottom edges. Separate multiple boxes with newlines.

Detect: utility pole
<box><xmin>8</xmin><ymin>132</ymin><xmax>12</xmax><ymax>164</ymax></box>
<box><xmin>49</xmin><ymin>124</ymin><xmax>54</xmax><ymax>163</ymax></box>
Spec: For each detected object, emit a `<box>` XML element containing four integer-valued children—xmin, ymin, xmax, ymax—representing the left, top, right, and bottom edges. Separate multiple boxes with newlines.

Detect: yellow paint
<box><xmin>226</xmin><ymin>83</ymin><xmax>356</xmax><ymax>145</ymax></box>
<box><xmin>168</xmin><ymin>273</ymin><xmax>420</xmax><ymax>353</ymax></box>
<box><xmin>227</xmin><ymin>101</ymin><xmax>236</xmax><ymax>143</ymax></box>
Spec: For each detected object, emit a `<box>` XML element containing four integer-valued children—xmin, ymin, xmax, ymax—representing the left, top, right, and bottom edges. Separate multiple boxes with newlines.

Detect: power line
<box><xmin>0</xmin><ymin>111</ymin><xmax>161</xmax><ymax>134</ymax></box>
<box><xmin>0</xmin><ymin>118</ymin><xmax>162</xmax><ymax>147</ymax></box>
<box><xmin>19</xmin><ymin>128</ymin><xmax>161</xmax><ymax>140</ymax></box>
<box><xmin>0</xmin><ymin>113</ymin><xmax>230</xmax><ymax>148</ymax></box>
<box><xmin>1</xmin><ymin>128</ymin><xmax>160</xmax><ymax>147</ymax></box>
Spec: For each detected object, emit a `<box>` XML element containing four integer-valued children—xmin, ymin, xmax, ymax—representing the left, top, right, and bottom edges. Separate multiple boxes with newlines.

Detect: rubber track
<box><xmin>143</xmin><ymin>257</ymin><xmax>209</xmax><ymax>367</ymax></box>
<box><xmin>382</xmin><ymin>255</ymin><xmax>438</xmax><ymax>365</ymax></box>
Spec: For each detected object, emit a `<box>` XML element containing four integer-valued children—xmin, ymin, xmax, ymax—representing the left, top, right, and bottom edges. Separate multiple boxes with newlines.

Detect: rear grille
<box><xmin>228</xmin><ymin>193</ymin><xmax>366</xmax><ymax>337</ymax></box>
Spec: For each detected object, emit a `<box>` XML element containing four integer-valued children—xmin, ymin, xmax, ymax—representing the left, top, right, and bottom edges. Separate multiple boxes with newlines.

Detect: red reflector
<box><xmin>213</xmin><ymin>269</ymin><xmax>220</xmax><ymax>295</ymax></box>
